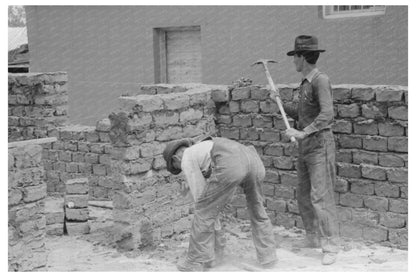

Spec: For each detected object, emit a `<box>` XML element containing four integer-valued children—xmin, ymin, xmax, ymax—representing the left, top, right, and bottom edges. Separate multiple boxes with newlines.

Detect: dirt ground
<box><xmin>44</xmin><ymin>204</ymin><xmax>408</xmax><ymax>272</ymax></box>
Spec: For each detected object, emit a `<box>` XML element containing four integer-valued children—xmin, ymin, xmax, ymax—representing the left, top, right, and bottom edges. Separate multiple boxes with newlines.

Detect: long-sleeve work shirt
<box><xmin>181</xmin><ymin>140</ymin><xmax>214</xmax><ymax>202</ymax></box>
<box><xmin>284</xmin><ymin>68</ymin><xmax>334</xmax><ymax>135</ymax></box>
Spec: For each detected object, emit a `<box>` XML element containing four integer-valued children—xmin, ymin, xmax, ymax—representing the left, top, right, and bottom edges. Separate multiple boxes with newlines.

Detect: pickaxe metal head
<box><xmin>251</xmin><ymin>59</ymin><xmax>278</xmax><ymax>67</ymax></box>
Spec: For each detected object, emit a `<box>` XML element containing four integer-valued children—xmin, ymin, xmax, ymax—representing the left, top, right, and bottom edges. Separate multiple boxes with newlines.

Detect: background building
<box><xmin>25</xmin><ymin>5</ymin><xmax>408</xmax><ymax>125</ymax></box>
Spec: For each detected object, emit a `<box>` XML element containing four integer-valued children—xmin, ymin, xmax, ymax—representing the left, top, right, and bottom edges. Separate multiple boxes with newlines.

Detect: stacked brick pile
<box><xmin>8</xmin><ymin>138</ymin><xmax>55</xmax><ymax>271</ymax></box>
<box><xmin>8</xmin><ymin>72</ymin><xmax>68</xmax><ymax>142</ymax></box>
<box><xmin>108</xmin><ymin>85</ymin><xmax>226</xmax><ymax>250</ymax></box>
<box><xmin>42</xmin><ymin>123</ymin><xmax>113</xmax><ymax>199</ymax></box>
<box><xmin>45</xmin><ymin>196</ymin><xmax>65</xmax><ymax>236</ymax></box>
<box><xmin>212</xmin><ymin>84</ymin><xmax>408</xmax><ymax>248</ymax></box>
<box><xmin>64</xmin><ymin>178</ymin><xmax>90</xmax><ymax>235</ymax></box>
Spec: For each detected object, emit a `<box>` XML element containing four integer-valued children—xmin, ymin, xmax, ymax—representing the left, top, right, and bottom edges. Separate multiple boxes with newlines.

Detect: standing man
<box><xmin>270</xmin><ymin>35</ymin><xmax>339</xmax><ymax>265</ymax></box>
<box><xmin>163</xmin><ymin>136</ymin><xmax>277</xmax><ymax>271</ymax></box>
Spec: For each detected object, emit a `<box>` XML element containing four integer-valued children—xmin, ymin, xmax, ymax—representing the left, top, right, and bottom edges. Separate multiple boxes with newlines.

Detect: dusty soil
<box><xmin>44</xmin><ymin>204</ymin><xmax>408</xmax><ymax>271</ymax></box>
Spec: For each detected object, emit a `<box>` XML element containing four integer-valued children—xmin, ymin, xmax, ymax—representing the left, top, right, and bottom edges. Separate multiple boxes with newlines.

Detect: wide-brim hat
<box><xmin>163</xmin><ymin>138</ymin><xmax>192</xmax><ymax>175</ymax></box>
<box><xmin>287</xmin><ymin>35</ymin><xmax>326</xmax><ymax>56</ymax></box>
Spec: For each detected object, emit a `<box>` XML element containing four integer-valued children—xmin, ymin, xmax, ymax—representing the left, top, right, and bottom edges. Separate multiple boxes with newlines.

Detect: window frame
<box><xmin>322</xmin><ymin>5</ymin><xmax>386</xmax><ymax>19</ymax></box>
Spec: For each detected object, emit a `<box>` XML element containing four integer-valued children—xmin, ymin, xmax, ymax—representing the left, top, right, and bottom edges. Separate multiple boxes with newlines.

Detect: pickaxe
<box><xmin>251</xmin><ymin>59</ymin><xmax>296</xmax><ymax>143</ymax></box>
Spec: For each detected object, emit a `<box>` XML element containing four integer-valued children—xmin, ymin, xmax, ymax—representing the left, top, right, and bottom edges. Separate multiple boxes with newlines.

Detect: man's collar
<box><xmin>302</xmin><ymin>68</ymin><xmax>319</xmax><ymax>83</ymax></box>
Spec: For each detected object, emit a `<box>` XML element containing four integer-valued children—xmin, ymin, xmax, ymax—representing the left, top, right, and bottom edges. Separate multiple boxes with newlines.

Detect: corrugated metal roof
<box><xmin>8</xmin><ymin>27</ymin><xmax>27</xmax><ymax>51</ymax></box>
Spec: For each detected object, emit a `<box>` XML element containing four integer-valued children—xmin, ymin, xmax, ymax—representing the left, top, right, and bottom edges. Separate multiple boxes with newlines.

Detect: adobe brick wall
<box><xmin>8</xmin><ymin>73</ymin><xmax>408</xmax><ymax>251</ymax></box>
<box><xmin>41</xmin><ymin>123</ymin><xmax>113</xmax><ymax>200</ymax></box>
<box><xmin>8</xmin><ymin>72</ymin><xmax>68</xmax><ymax>142</ymax></box>
<box><xmin>107</xmin><ymin>84</ymin><xmax>223</xmax><ymax>249</ymax></box>
<box><xmin>8</xmin><ymin>138</ymin><xmax>56</xmax><ymax>271</ymax></box>
<box><xmin>213</xmin><ymin>84</ymin><xmax>408</xmax><ymax>249</ymax></box>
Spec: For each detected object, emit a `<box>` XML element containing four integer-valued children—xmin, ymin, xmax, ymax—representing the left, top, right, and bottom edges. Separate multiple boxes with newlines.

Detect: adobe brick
<box><xmin>389</xmin><ymin>229</ymin><xmax>408</xmax><ymax>248</ymax></box>
<box><xmin>364</xmin><ymin>196</ymin><xmax>388</xmax><ymax>212</ymax></box>
<box><xmin>338</xmin><ymin>135</ymin><xmax>362</xmax><ymax>149</ymax></box>
<box><xmin>250</xmin><ymin>87</ymin><xmax>270</xmax><ymax>100</ymax></box>
<box><xmin>211</xmin><ymin>89</ymin><xmax>229</xmax><ymax>102</ymax></box>
<box><xmin>232</xmin><ymin>114</ymin><xmax>252</xmax><ymax>127</ymax></box>
<box><xmin>363</xmin><ymin>136</ymin><xmax>387</xmax><ymax>152</ymax></box>
<box><xmin>389</xmin><ymin>199</ymin><xmax>407</xmax><ymax>214</ymax></box>
<box><xmin>375</xmin><ymin>88</ymin><xmax>403</xmax><ymax>102</ymax></box>
<box><xmin>350</xmin><ymin>179</ymin><xmax>374</xmax><ymax>195</ymax></box>
<box><xmin>156</xmin><ymin>126</ymin><xmax>183</xmax><ymax>141</ymax></box>
<box><xmin>259</xmin><ymin>130</ymin><xmax>280</xmax><ymax>142</ymax></box>
<box><xmin>264</xmin><ymin>169</ymin><xmax>280</xmax><ymax>183</ymax></box>
<box><xmin>353</xmin><ymin>120</ymin><xmax>378</xmax><ymax>135</ymax></box>
<box><xmin>280</xmin><ymin>172</ymin><xmax>298</xmax><ymax>187</ymax></box>
<box><xmin>140</xmin><ymin>142</ymin><xmax>164</xmax><ymax>158</ymax></box>
<box><xmin>264</xmin><ymin>143</ymin><xmax>284</xmax><ymax>156</ymax></box>
<box><xmin>259</xmin><ymin>100</ymin><xmax>278</xmax><ymax>114</ymax></box>
<box><xmin>90</xmin><ymin>144</ymin><xmax>105</xmax><ymax>154</ymax></box>
<box><xmin>352</xmin><ymin>150</ymin><xmax>378</xmax><ymax>165</ymax></box>
<box><xmin>335</xmin><ymin>177</ymin><xmax>349</xmax><ymax>193</ymax></box>
<box><xmin>65</xmin><ymin>208</ymin><xmax>89</xmax><ymax>222</ymax></box>
<box><xmin>287</xmin><ymin>200</ymin><xmax>299</xmax><ymax>214</ymax></box>
<box><xmin>363</xmin><ymin>226</ymin><xmax>388</xmax><ymax>242</ymax></box>
<box><xmin>332</xmin><ymin>87</ymin><xmax>351</xmax><ymax>102</ymax></box>
<box><xmin>85</xmin><ymin>153</ymin><xmax>99</xmax><ymax>164</ymax></box>
<box><xmin>380</xmin><ymin>212</ymin><xmax>406</xmax><ymax>228</ymax></box>
<box><xmin>361</xmin><ymin>164</ymin><xmax>387</xmax><ymax>181</ymax></box>
<box><xmin>388</xmin><ymin>106</ymin><xmax>407</xmax><ymax>120</ymax></box>
<box><xmin>85</xmin><ymin>131</ymin><xmax>100</xmax><ymax>142</ymax></box>
<box><xmin>99</xmin><ymin>154</ymin><xmax>112</xmax><ymax>165</ymax></box>
<box><xmin>274</xmin><ymin>184</ymin><xmax>295</xmax><ymax>199</ymax></box>
<box><xmin>92</xmin><ymin>164</ymin><xmax>107</xmax><ymax>176</ymax></box>
<box><xmin>216</xmin><ymin>115</ymin><xmax>232</xmax><ymax>124</ymax></box>
<box><xmin>351</xmin><ymin>87</ymin><xmax>375</xmax><ymax>101</ymax></box>
<box><xmin>333</xmin><ymin>120</ymin><xmax>352</xmax><ymax>134</ymax></box>
<box><xmin>275</xmin><ymin>213</ymin><xmax>296</xmax><ymax>228</ymax></box>
<box><xmin>273</xmin><ymin>156</ymin><xmax>294</xmax><ymax>170</ymax></box>
<box><xmin>361</xmin><ymin>103</ymin><xmax>387</xmax><ymax>119</ymax></box>
<box><xmin>179</xmin><ymin>109</ymin><xmax>203</xmax><ymax>123</ymax></box>
<box><xmin>400</xmin><ymin>186</ymin><xmax>407</xmax><ymax>199</ymax></box>
<box><xmin>337</xmin><ymin>103</ymin><xmax>360</xmax><ymax>118</ymax></box>
<box><xmin>386</xmin><ymin>168</ymin><xmax>407</xmax><ymax>183</ymax></box>
<box><xmin>261</xmin><ymin>156</ymin><xmax>273</xmax><ymax>167</ymax></box>
<box><xmin>336</xmin><ymin>149</ymin><xmax>352</xmax><ymax>163</ymax></box>
<box><xmin>229</xmin><ymin>101</ymin><xmax>240</xmax><ymax>113</ymax></box>
<box><xmin>387</xmin><ymin>137</ymin><xmax>407</xmax><ymax>153</ymax></box>
<box><xmin>263</xmin><ymin>183</ymin><xmax>275</xmax><ymax>196</ymax></box>
<box><xmin>351</xmin><ymin>208</ymin><xmax>379</xmax><ymax>226</ymax></box>
<box><xmin>240</xmin><ymin>100</ymin><xmax>259</xmax><ymax>113</ymax></box>
<box><xmin>77</xmin><ymin>142</ymin><xmax>89</xmax><ymax>152</ymax></box>
<box><xmin>240</xmin><ymin>128</ymin><xmax>259</xmax><ymax>140</ymax></box>
<box><xmin>374</xmin><ymin>182</ymin><xmax>400</xmax><ymax>198</ymax></box>
<box><xmin>153</xmin><ymin>111</ymin><xmax>179</xmax><ymax>126</ymax></box>
<box><xmin>66</xmin><ymin>178</ymin><xmax>89</xmax><ymax>195</ymax></box>
<box><xmin>339</xmin><ymin>192</ymin><xmax>364</xmax><ymax>208</ymax></box>
<box><xmin>66</xmin><ymin>162</ymin><xmax>79</xmax><ymax>173</ymax></box>
<box><xmin>218</xmin><ymin>127</ymin><xmax>239</xmax><ymax>140</ymax></box>
<box><xmin>252</xmin><ymin>115</ymin><xmax>273</xmax><ymax>128</ymax></box>
<box><xmin>378</xmin><ymin>122</ymin><xmax>404</xmax><ymax>137</ymax></box>
<box><xmin>337</xmin><ymin>163</ymin><xmax>361</xmax><ymax>178</ymax></box>
<box><xmin>231</xmin><ymin>87</ymin><xmax>250</xmax><ymax>100</ymax></box>
<box><xmin>66</xmin><ymin>222</ymin><xmax>90</xmax><ymax>235</ymax></box>
<box><xmin>64</xmin><ymin>194</ymin><xmax>88</xmax><ymax>208</ymax></box>
<box><xmin>59</xmin><ymin>151</ymin><xmax>72</xmax><ymax>162</ymax></box>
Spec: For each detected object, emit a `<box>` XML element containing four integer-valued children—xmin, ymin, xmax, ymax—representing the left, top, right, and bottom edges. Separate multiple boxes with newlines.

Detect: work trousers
<box><xmin>297</xmin><ymin>129</ymin><xmax>339</xmax><ymax>253</ymax></box>
<box><xmin>186</xmin><ymin>137</ymin><xmax>277</xmax><ymax>265</ymax></box>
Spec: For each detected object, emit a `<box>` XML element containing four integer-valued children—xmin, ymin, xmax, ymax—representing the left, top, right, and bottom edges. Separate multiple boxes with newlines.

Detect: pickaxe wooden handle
<box><xmin>252</xmin><ymin>59</ymin><xmax>296</xmax><ymax>143</ymax></box>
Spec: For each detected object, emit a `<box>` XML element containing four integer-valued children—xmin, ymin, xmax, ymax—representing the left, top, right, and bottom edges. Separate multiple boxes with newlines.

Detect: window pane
<box><xmin>339</xmin><ymin>6</ymin><xmax>350</xmax><ymax>11</ymax></box>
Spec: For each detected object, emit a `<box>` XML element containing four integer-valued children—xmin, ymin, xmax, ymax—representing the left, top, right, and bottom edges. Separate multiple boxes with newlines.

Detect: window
<box><xmin>153</xmin><ymin>26</ymin><xmax>202</xmax><ymax>84</ymax></box>
<box><xmin>323</xmin><ymin>5</ymin><xmax>386</xmax><ymax>19</ymax></box>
